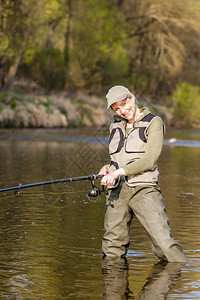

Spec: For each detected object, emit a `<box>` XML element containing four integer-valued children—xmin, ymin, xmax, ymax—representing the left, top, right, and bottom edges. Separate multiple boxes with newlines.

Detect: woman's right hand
<box><xmin>98</xmin><ymin>165</ymin><xmax>110</xmax><ymax>176</ymax></box>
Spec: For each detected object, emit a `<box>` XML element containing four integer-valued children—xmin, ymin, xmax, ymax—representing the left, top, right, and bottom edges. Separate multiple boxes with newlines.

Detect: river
<box><xmin>0</xmin><ymin>127</ymin><xmax>200</xmax><ymax>299</ymax></box>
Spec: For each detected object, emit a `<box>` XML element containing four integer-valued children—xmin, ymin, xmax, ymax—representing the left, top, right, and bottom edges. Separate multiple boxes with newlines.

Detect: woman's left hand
<box><xmin>100</xmin><ymin>168</ymin><xmax>125</xmax><ymax>186</ymax></box>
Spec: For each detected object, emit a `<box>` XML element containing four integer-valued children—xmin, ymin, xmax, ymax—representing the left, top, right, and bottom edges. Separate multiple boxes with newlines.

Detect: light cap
<box><xmin>106</xmin><ymin>85</ymin><xmax>131</xmax><ymax>109</ymax></box>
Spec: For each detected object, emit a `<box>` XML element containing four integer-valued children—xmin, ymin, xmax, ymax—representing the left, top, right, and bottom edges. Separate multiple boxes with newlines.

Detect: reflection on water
<box><xmin>138</xmin><ymin>262</ymin><xmax>183</xmax><ymax>300</ymax></box>
<box><xmin>102</xmin><ymin>257</ymin><xmax>130</xmax><ymax>299</ymax></box>
<box><xmin>0</xmin><ymin>128</ymin><xmax>200</xmax><ymax>299</ymax></box>
<box><xmin>102</xmin><ymin>257</ymin><xmax>185</xmax><ymax>300</ymax></box>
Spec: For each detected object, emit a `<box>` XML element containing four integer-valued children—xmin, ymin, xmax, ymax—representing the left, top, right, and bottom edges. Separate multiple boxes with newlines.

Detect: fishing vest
<box><xmin>109</xmin><ymin>109</ymin><xmax>160</xmax><ymax>188</ymax></box>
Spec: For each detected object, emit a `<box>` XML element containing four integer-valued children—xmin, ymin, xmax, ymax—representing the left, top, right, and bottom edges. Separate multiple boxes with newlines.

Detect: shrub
<box><xmin>172</xmin><ymin>82</ymin><xmax>200</xmax><ymax>125</ymax></box>
<box><xmin>30</xmin><ymin>48</ymin><xmax>67</xmax><ymax>90</ymax></box>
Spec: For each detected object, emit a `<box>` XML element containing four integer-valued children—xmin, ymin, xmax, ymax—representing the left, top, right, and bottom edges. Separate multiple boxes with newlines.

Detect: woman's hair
<box><xmin>129</xmin><ymin>94</ymin><xmax>139</xmax><ymax>107</ymax></box>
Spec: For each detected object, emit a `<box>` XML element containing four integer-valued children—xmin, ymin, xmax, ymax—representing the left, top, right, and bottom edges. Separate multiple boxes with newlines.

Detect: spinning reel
<box><xmin>87</xmin><ymin>177</ymin><xmax>108</xmax><ymax>199</ymax></box>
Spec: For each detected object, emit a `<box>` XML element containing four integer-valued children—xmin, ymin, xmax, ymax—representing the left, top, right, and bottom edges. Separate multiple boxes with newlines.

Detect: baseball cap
<box><xmin>106</xmin><ymin>85</ymin><xmax>131</xmax><ymax>109</ymax></box>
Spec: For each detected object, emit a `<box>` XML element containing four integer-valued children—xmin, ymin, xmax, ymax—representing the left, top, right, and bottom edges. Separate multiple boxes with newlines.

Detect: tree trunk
<box><xmin>64</xmin><ymin>0</ymin><xmax>72</xmax><ymax>64</ymax></box>
<box><xmin>46</xmin><ymin>20</ymin><xmax>58</xmax><ymax>50</ymax></box>
<box><xmin>4</xmin><ymin>29</ymin><xmax>30</xmax><ymax>91</ymax></box>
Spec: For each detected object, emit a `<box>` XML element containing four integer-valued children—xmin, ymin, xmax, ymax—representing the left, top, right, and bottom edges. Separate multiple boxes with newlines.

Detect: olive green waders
<box><xmin>102</xmin><ymin>181</ymin><xmax>188</xmax><ymax>263</ymax></box>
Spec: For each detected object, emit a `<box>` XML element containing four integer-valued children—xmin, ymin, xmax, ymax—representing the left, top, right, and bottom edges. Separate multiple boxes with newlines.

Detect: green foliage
<box><xmin>30</xmin><ymin>48</ymin><xmax>67</xmax><ymax>89</ymax></box>
<box><xmin>38</xmin><ymin>101</ymin><xmax>52</xmax><ymax>114</ymax></box>
<box><xmin>7</xmin><ymin>96</ymin><xmax>24</xmax><ymax>110</ymax></box>
<box><xmin>1</xmin><ymin>0</ymin><xmax>200</xmax><ymax>124</ymax></box>
<box><xmin>13</xmin><ymin>86</ymin><xmax>26</xmax><ymax>94</ymax></box>
<box><xmin>67</xmin><ymin>0</ymin><xmax>128</xmax><ymax>92</ymax></box>
<box><xmin>130</xmin><ymin>73</ymin><xmax>150</xmax><ymax>95</ymax></box>
<box><xmin>58</xmin><ymin>106</ymin><xmax>68</xmax><ymax>117</ymax></box>
<box><xmin>0</xmin><ymin>93</ymin><xmax>24</xmax><ymax>110</ymax></box>
<box><xmin>0</xmin><ymin>93</ymin><xmax>9</xmax><ymax>101</ymax></box>
<box><xmin>71</xmin><ymin>98</ymin><xmax>84</xmax><ymax>104</ymax></box>
<box><xmin>172</xmin><ymin>82</ymin><xmax>200</xmax><ymax>124</ymax></box>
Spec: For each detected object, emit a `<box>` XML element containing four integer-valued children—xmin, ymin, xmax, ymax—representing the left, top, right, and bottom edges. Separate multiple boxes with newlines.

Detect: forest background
<box><xmin>0</xmin><ymin>0</ymin><xmax>200</xmax><ymax>128</ymax></box>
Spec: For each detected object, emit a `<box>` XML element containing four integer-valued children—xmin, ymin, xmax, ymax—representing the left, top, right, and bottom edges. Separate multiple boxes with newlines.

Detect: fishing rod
<box><xmin>0</xmin><ymin>174</ymin><xmax>108</xmax><ymax>198</ymax></box>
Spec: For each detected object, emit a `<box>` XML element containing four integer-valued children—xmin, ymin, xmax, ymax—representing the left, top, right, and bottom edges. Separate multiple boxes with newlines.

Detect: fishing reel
<box><xmin>86</xmin><ymin>177</ymin><xmax>108</xmax><ymax>200</ymax></box>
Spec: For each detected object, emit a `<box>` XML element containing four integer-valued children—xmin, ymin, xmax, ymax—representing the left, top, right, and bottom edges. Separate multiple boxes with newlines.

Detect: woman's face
<box><xmin>111</xmin><ymin>95</ymin><xmax>136</xmax><ymax>123</ymax></box>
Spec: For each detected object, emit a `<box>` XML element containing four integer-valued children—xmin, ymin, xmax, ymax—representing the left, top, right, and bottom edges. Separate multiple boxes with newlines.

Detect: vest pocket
<box><xmin>109</xmin><ymin>128</ymin><xmax>124</xmax><ymax>155</ymax></box>
<box><xmin>125</xmin><ymin>134</ymin><xmax>145</xmax><ymax>153</ymax></box>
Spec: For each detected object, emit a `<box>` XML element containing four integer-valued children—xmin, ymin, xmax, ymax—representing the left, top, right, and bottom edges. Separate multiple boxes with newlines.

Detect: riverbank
<box><xmin>0</xmin><ymin>91</ymin><xmax>112</xmax><ymax>128</ymax></box>
<box><xmin>0</xmin><ymin>90</ymin><xmax>194</xmax><ymax>128</ymax></box>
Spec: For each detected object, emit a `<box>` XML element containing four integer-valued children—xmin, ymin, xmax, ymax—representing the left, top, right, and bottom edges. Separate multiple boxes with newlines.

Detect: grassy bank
<box><xmin>0</xmin><ymin>89</ymin><xmax>199</xmax><ymax>128</ymax></box>
<box><xmin>0</xmin><ymin>91</ymin><xmax>113</xmax><ymax>128</ymax></box>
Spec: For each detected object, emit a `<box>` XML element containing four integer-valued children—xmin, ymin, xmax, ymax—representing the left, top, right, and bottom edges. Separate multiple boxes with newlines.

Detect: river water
<box><xmin>0</xmin><ymin>127</ymin><xmax>200</xmax><ymax>299</ymax></box>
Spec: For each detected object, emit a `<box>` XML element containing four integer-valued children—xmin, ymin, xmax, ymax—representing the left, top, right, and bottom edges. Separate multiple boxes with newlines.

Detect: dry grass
<box><xmin>0</xmin><ymin>92</ymin><xmax>111</xmax><ymax>128</ymax></box>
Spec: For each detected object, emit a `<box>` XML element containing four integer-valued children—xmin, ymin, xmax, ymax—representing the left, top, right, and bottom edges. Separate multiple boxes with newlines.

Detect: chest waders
<box><xmin>102</xmin><ymin>112</ymin><xmax>188</xmax><ymax>263</ymax></box>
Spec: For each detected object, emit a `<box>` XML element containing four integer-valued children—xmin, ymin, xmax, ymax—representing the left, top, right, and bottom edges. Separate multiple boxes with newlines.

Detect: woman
<box><xmin>99</xmin><ymin>85</ymin><xmax>188</xmax><ymax>262</ymax></box>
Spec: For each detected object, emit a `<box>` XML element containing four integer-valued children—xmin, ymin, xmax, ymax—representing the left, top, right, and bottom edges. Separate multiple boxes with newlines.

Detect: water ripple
<box><xmin>1</xmin><ymin>133</ymin><xmax>200</xmax><ymax>147</ymax></box>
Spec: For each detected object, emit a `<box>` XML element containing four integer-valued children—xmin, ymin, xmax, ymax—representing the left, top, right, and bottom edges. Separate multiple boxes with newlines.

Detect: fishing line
<box><xmin>0</xmin><ymin>190</ymin><xmax>88</xmax><ymax>198</ymax></box>
<box><xmin>0</xmin><ymin>174</ymin><xmax>108</xmax><ymax>208</ymax></box>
